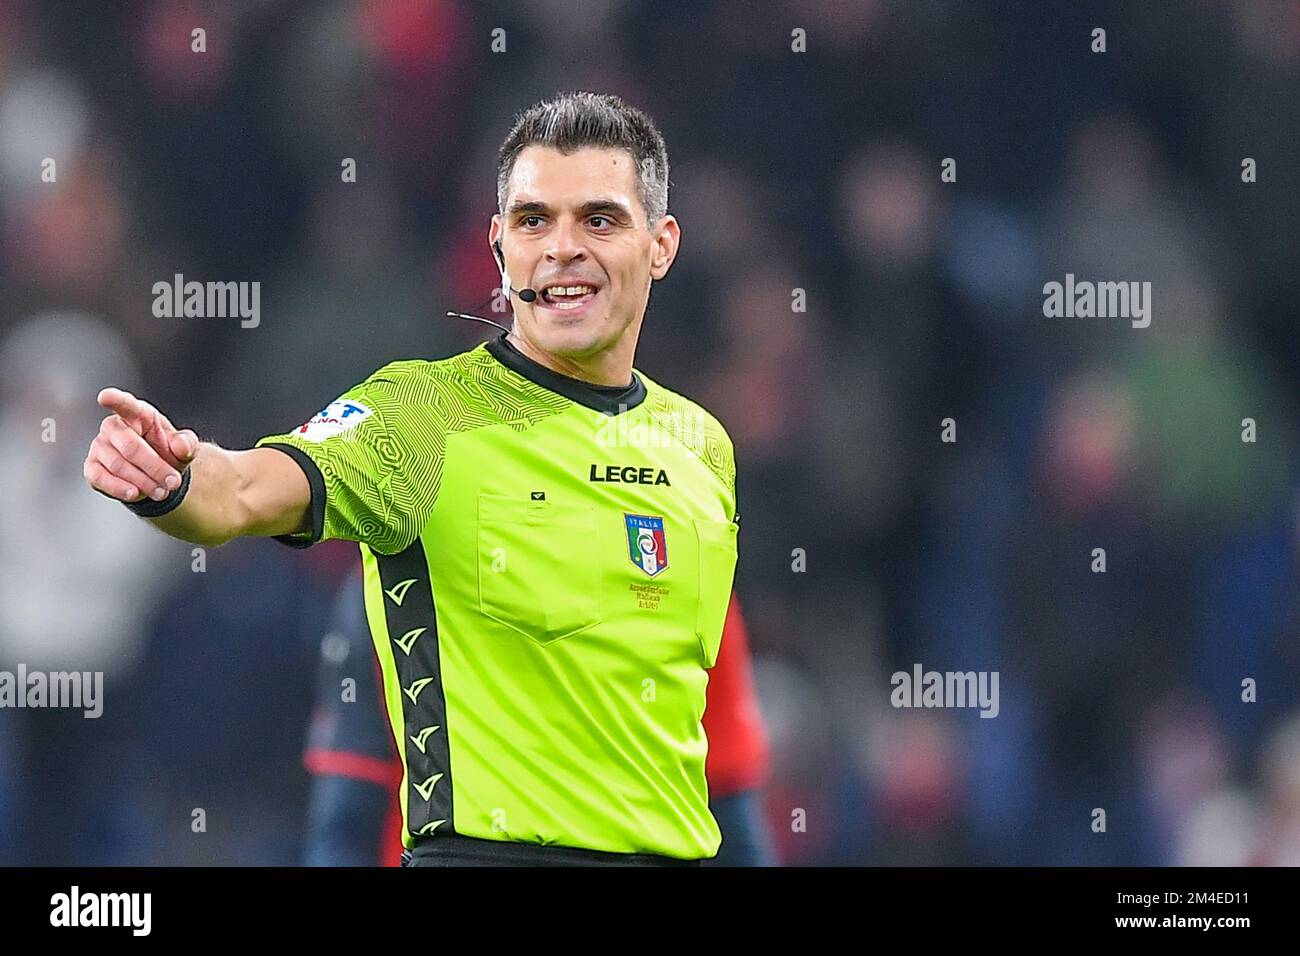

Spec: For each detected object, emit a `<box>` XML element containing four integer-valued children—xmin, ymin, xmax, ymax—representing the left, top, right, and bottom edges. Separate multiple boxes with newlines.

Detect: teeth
<box><xmin>545</xmin><ymin>285</ymin><xmax>595</xmax><ymax>297</ymax></box>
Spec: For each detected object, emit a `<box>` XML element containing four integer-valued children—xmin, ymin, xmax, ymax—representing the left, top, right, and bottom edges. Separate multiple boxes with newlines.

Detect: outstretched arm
<box><xmin>84</xmin><ymin>387</ymin><xmax>311</xmax><ymax>548</ymax></box>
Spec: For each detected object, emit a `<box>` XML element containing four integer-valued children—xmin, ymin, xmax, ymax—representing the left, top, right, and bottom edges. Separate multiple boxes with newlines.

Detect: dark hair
<box><xmin>497</xmin><ymin>91</ymin><xmax>670</xmax><ymax>226</ymax></box>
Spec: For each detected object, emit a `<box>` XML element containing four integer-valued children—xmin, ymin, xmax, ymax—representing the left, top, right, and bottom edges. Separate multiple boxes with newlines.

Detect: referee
<box><xmin>83</xmin><ymin>91</ymin><xmax>740</xmax><ymax>866</ymax></box>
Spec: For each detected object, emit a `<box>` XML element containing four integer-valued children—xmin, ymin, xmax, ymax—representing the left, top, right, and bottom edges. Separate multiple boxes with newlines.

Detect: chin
<box><xmin>530</xmin><ymin>313</ymin><xmax>610</xmax><ymax>357</ymax></box>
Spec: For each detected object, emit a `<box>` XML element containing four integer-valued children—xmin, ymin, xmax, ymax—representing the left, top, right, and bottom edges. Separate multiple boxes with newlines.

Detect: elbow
<box><xmin>194</xmin><ymin>530</ymin><xmax>234</xmax><ymax>549</ymax></box>
<box><xmin>180</xmin><ymin>522</ymin><xmax>234</xmax><ymax>549</ymax></box>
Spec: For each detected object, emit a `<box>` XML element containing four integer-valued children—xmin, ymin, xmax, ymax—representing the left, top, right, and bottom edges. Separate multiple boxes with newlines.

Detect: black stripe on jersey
<box><xmin>374</xmin><ymin>541</ymin><xmax>455</xmax><ymax>838</ymax></box>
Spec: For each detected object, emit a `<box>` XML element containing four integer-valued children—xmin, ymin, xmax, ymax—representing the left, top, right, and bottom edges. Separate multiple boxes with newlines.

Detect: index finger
<box><xmin>97</xmin><ymin>387</ymin><xmax>147</xmax><ymax>426</ymax></box>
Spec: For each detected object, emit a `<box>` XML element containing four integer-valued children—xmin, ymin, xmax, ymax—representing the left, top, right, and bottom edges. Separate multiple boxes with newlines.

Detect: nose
<box><xmin>545</xmin><ymin>216</ymin><xmax>588</xmax><ymax>265</ymax></box>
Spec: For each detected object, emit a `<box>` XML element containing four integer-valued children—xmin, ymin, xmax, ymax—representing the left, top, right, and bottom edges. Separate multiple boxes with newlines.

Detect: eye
<box><xmin>589</xmin><ymin>215</ymin><xmax>610</xmax><ymax>229</ymax></box>
<box><xmin>522</xmin><ymin>215</ymin><xmax>543</xmax><ymax>228</ymax></box>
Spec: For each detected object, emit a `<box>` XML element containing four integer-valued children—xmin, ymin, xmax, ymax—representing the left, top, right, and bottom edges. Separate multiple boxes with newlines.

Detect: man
<box><xmin>302</xmin><ymin>571</ymin><xmax>775</xmax><ymax>867</ymax></box>
<box><xmin>85</xmin><ymin>91</ymin><xmax>741</xmax><ymax>866</ymax></box>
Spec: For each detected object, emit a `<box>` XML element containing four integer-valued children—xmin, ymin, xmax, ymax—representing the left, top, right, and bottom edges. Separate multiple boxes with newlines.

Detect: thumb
<box><xmin>169</xmin><ymin>429</ymin><xmax>198</xmax><ymax>465</ymax></box>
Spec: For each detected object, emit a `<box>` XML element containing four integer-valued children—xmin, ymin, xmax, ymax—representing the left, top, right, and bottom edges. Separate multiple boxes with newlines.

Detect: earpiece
<box><xmin>491</xmin><ymin>239</ymin><xmax>538</xmax><ymax>303</ymax></box>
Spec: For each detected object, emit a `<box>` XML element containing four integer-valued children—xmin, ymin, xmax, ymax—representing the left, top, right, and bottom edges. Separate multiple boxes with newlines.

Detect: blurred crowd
<box><xmin>2</xmin><ymin>0</ymin><xmax>1298</xmax><ymax>865</ymax></box>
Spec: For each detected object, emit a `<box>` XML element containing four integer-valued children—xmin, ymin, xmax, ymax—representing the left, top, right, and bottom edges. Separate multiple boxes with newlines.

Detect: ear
<box><xmin>488</xmin><ymin>215</ymin><xmax>504</xmax><ymax>268</ymax></box>
<box><xmin>649</xmin><ymin>215</ymin><xmax>681</xmax><ymax>281</ymax></box>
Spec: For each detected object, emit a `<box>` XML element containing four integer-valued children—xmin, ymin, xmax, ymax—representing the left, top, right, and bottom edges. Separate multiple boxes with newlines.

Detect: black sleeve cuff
<box><xmin>259</xmin><ymin>442</ymin><xmax>326</xmax><ymax>549</ymax></box>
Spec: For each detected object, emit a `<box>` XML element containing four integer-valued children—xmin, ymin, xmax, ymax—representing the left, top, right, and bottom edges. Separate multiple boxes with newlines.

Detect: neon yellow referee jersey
<box><xmin>255</xmin><ymin>333</ymin><xmax>739</xmax><ymax>860</ymax></box>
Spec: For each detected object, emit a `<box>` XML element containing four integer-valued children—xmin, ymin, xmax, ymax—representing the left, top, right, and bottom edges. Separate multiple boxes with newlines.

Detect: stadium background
<box><xmin>2</xmin><ymin>0</ymin><xmax>1299</xmax><ymax>865</ymax></box>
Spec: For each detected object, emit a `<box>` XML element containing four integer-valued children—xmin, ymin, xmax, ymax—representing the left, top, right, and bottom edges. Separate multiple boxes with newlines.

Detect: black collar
<box><xmin>485</xmin><ymin>332</ymin><xmax>646</xmax><ymax>416</ymax></box>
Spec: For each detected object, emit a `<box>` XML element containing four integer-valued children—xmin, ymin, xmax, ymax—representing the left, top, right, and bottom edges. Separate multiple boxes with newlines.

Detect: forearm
<box><xmin>147</xmin><ymin>443</ymin><xmax>308</xmax><ymax>547</ymax></box>
<box><xmin>142</xmin><ymin>441</ymin><xmax>242</xmax><ymax>547</ymax></box>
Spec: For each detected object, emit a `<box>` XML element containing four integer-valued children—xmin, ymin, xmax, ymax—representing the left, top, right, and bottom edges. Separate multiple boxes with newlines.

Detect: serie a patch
<box><xmin>294</xmin><ymin>399</ymin><xmax>374</xmax><ymax>441</ymax></box>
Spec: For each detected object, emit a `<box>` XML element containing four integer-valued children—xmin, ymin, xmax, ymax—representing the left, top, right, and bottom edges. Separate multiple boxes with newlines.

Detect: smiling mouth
<box><xmin>538</xmin><ymin>283</ymin><xmax>599</xmax><ymax>311</ymax></box>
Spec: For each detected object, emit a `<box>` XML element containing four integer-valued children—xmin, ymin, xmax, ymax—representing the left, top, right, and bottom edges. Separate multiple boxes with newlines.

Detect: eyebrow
<box><xmin>507</xmin><ymin>199</ymin><xmax>633</xmax><ymax>220</ymax></box>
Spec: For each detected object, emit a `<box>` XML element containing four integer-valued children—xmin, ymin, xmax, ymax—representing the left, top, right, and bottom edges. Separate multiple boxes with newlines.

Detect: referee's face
<box><xmin>491</xmin><ymin>146</ymin><xmax>679</xmax><ymax>366</ymax></box>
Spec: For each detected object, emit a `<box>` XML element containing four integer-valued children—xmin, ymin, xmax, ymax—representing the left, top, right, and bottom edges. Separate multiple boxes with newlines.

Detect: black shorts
<box><xmin>401</xmin><ymin>833</ymin><xmax>703</xmax><ymax>867</ymax></box>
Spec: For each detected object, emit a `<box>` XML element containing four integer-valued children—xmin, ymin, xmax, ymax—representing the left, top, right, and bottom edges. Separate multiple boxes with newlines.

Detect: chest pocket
<box><xmin>694</xmin><ymin>517</ymin><xmax>739</xmax><ymax>668</ymax></box>
<box><xmin>477</xmin><ymin>493</ymin><xmax>603</xmax><ymax>645</ymax></box>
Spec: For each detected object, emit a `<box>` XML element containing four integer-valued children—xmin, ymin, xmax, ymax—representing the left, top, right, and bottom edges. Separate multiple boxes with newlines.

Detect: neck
<box><xmin>506</xmin><ymin>323</ymin><xmax>640</xmax><ymax>387</ymax></box>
